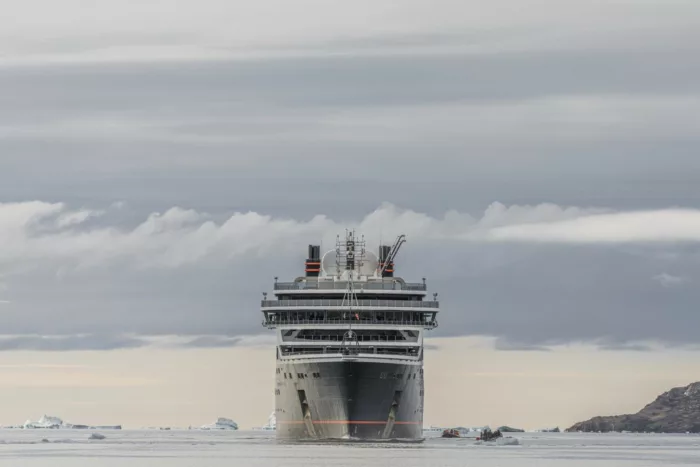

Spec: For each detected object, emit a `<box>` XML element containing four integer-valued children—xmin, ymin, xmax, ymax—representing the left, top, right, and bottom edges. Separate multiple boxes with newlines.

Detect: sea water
<box><xmin>0</xmin><ymin>430</ymin><xmax>698</xmax><ymax>466</ymax></box>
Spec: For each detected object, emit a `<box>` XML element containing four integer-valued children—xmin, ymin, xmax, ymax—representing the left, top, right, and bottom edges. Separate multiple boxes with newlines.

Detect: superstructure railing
<box><xmin>262</xmin><ymin>318</ymin><xmax>438</xmax><ymax>327</ymax></box>
<box><xmin>261</xmin><ymin>299</ymin><xmax>438</xmax><ymax>308</ymax></box>
<box><xmin>278</xmin><ymin>347</ymin><xmax>421</xmax><ymax>357</ymax></box>
<box><xmin>283</xmin><ymin>334</ymin><xmax>415</xmax><ymax>342</ymax></box>
<box><xmin>273</xmin><ymin>282</ymin><xmax>427</xmax><ymax>291</ymax></box>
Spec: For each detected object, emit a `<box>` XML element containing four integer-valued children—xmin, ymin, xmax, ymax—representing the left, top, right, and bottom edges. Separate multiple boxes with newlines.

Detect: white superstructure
<box><xmin>261</xmin><ymin>231</ymin><xmax>439</xmax><ymax>366</ymax></box>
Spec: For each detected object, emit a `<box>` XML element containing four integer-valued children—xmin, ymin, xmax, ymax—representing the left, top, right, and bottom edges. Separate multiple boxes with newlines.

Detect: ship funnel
<box><xmin>378</xmin><ymin>245</ymin><xmax>394</xmax><ymax>277</ymax></box>
<box><xmin>305</xmin><ymin>245</ymin><xmax>321</xmax><ymax>277</ymax></box>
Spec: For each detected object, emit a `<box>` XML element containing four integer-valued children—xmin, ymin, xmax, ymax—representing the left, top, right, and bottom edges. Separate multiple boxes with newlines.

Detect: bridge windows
<box><xmin>265</xmin><ymin>310</ymin><xmax>436</xmax><ymax>326</ymax></box>
<box><xmin>375</xmin><ymin>346</ymin><xmax>420</xmax><ymax>356</ymax></box>
<box><xmin>279</xmin><ymin>346</ymin><xmax>421</xmax><ymax>357</ymax></box>
<box><xmin>293</xmin><ymin>329</ymin><xmax>408</xmax><ymax>342</ymax></box>
<box><xmin>269</xmin><ymin>293</ymin><xmax>427</xmax><ymax>301</ymax></box>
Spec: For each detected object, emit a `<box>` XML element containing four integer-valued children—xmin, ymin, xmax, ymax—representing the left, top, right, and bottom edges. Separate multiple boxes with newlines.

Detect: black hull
<box><xmin>275</xmin><ymin>360</ymin><xmax>424</xmax><ymax>440</ymax></box>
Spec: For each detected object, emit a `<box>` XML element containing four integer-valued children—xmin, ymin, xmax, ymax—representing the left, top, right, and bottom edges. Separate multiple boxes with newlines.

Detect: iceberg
<box><xmin>422</xmin><ymin>425</ymin><xmax>444</xmax><ymax>434</ymax></box>
<box><xmin>453</xmin><ymin>426</ymin><xmax>491</xmax><ymax>438</ymax></box>
<box><xmin>252</xmin><ymin>412</ymin><xmax>276</xmax><ymax>431</ymax></box>
<box><xmin>24</xmin><ymin>415</ymin><xmax>63</xmax><ymax>429</ymax></box>
<box><xmin>476</xmin><ymin>436</ymin><xmax>520</xmax><ymax>446</ymax></box>
<box><xmin>23</xmin><ymin>415</ymin><xmax>121</xmax><ymax>430</ymax></box>
<box><xmin>200</xmin><ymin>418</ymin><xmax>239</xmax><ymax>430</ymax></box>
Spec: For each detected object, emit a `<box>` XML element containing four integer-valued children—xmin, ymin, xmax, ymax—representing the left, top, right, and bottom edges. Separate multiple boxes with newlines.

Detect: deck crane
<box><xmin>378</xmin><ymin>234</ymin><xmax>406</xmax><ymax>276</ymax></box>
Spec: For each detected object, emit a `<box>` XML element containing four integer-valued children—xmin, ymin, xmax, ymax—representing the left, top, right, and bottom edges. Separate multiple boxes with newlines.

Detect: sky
<box><xmin>1</xmin><ymin>0</ymin><xmax>700</xmax><ymax>429</ymax></box>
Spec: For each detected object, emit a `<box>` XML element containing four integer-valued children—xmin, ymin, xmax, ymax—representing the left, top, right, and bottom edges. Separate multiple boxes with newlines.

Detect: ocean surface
<box><xmin>0</xmin><ymin>430</ymin><xmax>698</xmax><ymax>466</ymax></box>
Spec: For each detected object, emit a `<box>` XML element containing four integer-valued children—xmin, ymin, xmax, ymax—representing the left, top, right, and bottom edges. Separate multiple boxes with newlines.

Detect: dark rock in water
<box><xmin>478</xmin><ymin>428</ymin><xmax>503</xmax><ymax>441</ymax></box>
<box><xmin>567</xmin><ymin>381</ymin><xmax>700</xmax><ymax>433</ymax></box>
<box><xmin>498</xmin><ymin>426</ymin><xmax>525</xmax><ymax>433</ymax></box>
<box><xmin>89</xmin><ymin>433</ymin><xmax>106</xmax><ymax>440</ymax></box>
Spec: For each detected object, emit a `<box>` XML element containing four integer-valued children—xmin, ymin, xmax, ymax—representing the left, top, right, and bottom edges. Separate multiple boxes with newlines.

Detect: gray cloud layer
<box><xmin>2</xmin><ymin>22</ymin><xmax>699</xmax><ymax>218</ymax></box>
<box><xmin>0</xmin><ymin>1</ymin><xmax>698</xmax><ymax>350</ymax></box>
<box><xmin>0</xmin><ymin>202</ymin><xmax>699</xmax><ymax>350</ymax></box>
<box><xmin>0</xmin><ymin>333</ymin><xmax>271</xmax><ymax>351</ymax></box>
<box><xmin>0</xmin><ymin>334</ymin><xmax>149</xmax><ymax>351</ymax></box>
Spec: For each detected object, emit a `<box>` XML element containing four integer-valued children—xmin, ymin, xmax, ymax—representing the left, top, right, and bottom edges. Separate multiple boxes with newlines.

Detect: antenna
<box><xmin>338</xmin><ymin>230</ymin><xmax>363</xmax><ymax>355</ymax></box>
<box><xmin>334</xmin><ymin>229</ymin><xmax>366</xmax><ymax>279</ymax></box>
<box><xmin>335</xmin><ymin>234</ymin><xmax>341</xmax><ymax>278</ymax></box>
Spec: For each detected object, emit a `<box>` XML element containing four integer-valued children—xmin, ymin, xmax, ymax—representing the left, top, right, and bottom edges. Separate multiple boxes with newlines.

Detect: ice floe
<box><xmin>199</xmin><ymin>418</ymin><xmax>238</xmax><ymax>430</ymax></box>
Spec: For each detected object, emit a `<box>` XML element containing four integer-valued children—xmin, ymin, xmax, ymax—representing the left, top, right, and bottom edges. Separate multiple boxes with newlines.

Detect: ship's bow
<box><xmin>276</xmin><ymin>359</ymin><xmax>423</xmax><ymax>440</ymax></box>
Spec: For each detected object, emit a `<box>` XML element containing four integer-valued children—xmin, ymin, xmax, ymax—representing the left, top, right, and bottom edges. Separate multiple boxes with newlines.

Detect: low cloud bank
<box><xmin>1</xmin><ymin>200</ymin><xmax>700</xmax><ymax>350</ymax></box>
<box><xmin>2</xmin><ymin>201</ymin><xmax>700</xmax><ymax>272</ymax></box>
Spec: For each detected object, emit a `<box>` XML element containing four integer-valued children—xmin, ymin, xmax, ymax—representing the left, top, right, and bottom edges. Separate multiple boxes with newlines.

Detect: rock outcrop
<box><xmin>567</xmin><ymin>382</ymin><xmax>700</xmax><ymax>433</ymax></box>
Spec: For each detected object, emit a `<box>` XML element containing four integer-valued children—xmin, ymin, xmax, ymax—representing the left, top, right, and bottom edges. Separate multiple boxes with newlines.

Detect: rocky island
<box><xmin>567</xmin><ymin>382</ymin><xmax>700</xmax><ymax>433</ymax></box>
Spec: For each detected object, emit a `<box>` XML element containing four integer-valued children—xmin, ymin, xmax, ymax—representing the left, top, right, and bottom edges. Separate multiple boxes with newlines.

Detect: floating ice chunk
<box><xmin>534</xmin><ymin>427</ymin><xmax>560</xmax><ymax>432</ymax></box>
<box><xmin>497</xmin><ymin>437</ymin><xmax>520</xmax><ymax>446</ymax></box>
<box><xmin>24</xmin><ymin>415</ymin><xmax>63</xmax><ymax>429</ymax></box>
<box><xmin>252</xmin><ymin>412</ymin><xmax>276</xmax><ymax>431</ymax></box>
<box><xmin>200</xmin><ymin>418</ymin><xmax>238</xmax><ymax>430</ymax></box>
<box><xmin>22</xmin><ymin>415</ymin><xmax>121</xmax><ymax>430</ymax></box>
<box><xmin>475</xmin><ymin>437</ymin><xmax>520</xmax><ymax>446</ymax></box>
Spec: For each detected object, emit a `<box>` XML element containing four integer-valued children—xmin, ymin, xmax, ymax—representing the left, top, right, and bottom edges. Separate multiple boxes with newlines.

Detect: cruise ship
<box><xmin>261</xmin><ymin>231</ymin><xmax>440</xmax><ymax>439</ymax></box>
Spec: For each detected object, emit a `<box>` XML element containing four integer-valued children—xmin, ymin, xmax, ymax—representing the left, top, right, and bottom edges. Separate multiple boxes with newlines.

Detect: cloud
<box><xmin>652</xmin><ymin>273</ymin><xmax>690</xmax><ymax>288</ymax></box>
<box><xmin>493</xmin><ymin>338</ymin><xmax>552</xmax><ymax>352</ymax></box>
<box><xmin>0</xmin><ymin>333</ymin><xmax>277</xmax><ymax>351</ymax></box>
<box><xmin>55</xmin><ymin>209</ymin><xmax>103</xmax><ymax>228</ymax></box>
<box><xmin>1</xmin><ymin>32</ymin><xmax>698</xmax><ymax>225</ymax></box>
<box><xmin>0</xmin><ymin>1</ymin><xmax>696</xmax><ymax>357</ymax></box>
<box><xmin>1</xmin><ymin>1</ymin><xmax>698</xmax><ymax>65</ymax></box>
<box><xmin>597</xmin><ymin>342</ymin><xmax>653</xmax><ymax>352</ymax></box>
<box><xmin>176</xmin><ymin>334</ymin><xmax>276</xmax><ymax>349</ymax></box>
<box><xmin>0</xmin><ymin>334</ymin><xmax>149</xmax><ymax>351</ymax></box>
<box><xmin>3</xmin><ymin>201</ymin><xmax>700</xmax><ymax>277</ymax></box>
<box><xmin>486</xmin><ymin>209</ymin><xmax>700</xmax><ymax>243</ymax></box>
<box><xmin>0</xmin><ymin>200</ymin><xmax>699</xmax><ymax>351</ymax></box>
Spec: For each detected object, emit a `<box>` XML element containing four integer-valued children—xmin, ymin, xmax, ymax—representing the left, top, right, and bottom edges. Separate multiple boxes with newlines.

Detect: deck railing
<box><xmin>262</xmin><ymin>318</ymin><xmax>438</xmax><ymax>328</ymax></box>
<box><xmin>279</xmin><ymin>347</ymin><xmax>421</xmax><ymax>357</ymax></box>
<box><xmin>273</xmin><ymin>282</ymin><xmax>427</xmax><ymax>291</ymax></box>
<box><xmin>283</xmin><ymin>334</ymin><xmax>414</xmax><ymax>343</ymax></box>
<box><xmin>261</xmin><ymin>299</ymin><xmax>439</xmax><ymax>309</ymax></box>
